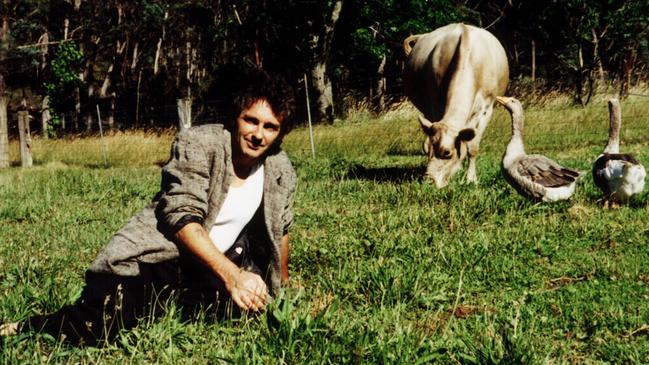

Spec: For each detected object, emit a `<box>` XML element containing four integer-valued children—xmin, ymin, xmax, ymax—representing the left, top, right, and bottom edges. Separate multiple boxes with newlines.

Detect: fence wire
<box><xmin>3</xmin><ymin>82</ymin><xmax>648</xmax><ymax>168</ymax></box>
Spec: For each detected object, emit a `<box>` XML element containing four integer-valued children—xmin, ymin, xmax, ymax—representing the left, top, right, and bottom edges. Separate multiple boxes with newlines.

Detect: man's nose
<box><xmin>252</xmin><ymin>125</ymin><xmax>264</xmax><ymax>140</ymax></box>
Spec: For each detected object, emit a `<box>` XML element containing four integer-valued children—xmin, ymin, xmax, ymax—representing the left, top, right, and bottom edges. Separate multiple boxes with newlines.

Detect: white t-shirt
<box><xmin>209</xmin><ymin>163</ymin><xmax>264</xmax><ymax>253</ymax></box>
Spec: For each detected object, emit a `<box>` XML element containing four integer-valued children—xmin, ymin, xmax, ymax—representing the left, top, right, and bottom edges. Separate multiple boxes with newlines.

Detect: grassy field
<box><xmin>1</xmin><ymin>95</ymin><xmax>649</xmax><ymax>364</ymax></box>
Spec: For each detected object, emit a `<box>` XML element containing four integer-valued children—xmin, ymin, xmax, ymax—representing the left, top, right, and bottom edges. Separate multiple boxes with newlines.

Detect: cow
<box><xmin>403</xmin><ymin>23</ymin><xmax>509</xmax><ymax>188</ymax></box>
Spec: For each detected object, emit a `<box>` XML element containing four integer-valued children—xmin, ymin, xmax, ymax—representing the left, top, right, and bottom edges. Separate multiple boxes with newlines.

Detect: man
<box><xmin>0</xmin><ymin>69</ymin><xmax>297</xmax><ymax>346</ymax></box>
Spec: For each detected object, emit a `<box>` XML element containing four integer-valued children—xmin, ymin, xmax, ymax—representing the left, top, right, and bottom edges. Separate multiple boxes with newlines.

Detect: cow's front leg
<box><xmin>465</xmin><ymin>144</ymin><xmax>478</xmax><ymax>183</ymax></box>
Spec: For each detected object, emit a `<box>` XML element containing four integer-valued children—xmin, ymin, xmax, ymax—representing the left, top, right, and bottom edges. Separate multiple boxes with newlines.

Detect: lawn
<box><xmin>1</xmin><ymin>96</ymin><xmax>648</xmax><ymax>364</ymax></box>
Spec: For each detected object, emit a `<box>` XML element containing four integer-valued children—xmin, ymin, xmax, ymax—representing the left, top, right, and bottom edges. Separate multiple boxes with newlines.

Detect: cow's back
<box><xmin>404</xmin><ymin>23</ymin><xmax>508</xmax><ymax>121</ymax></box>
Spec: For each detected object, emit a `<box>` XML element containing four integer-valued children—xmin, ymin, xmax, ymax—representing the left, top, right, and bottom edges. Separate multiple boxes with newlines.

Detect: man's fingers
<box><xmin>232</xmin><ymin>291</ymin><xmax>266</xmax><ymax>311</ymax></box>
<box><xmin>230</xmin><ymin>271</ymin><xmax>270</xmax><ymax>311</ymax></box>
<box><xmin>232</xmin><ymin>293</ymin><xmax>247</xmax><ymax>309</ymax></box>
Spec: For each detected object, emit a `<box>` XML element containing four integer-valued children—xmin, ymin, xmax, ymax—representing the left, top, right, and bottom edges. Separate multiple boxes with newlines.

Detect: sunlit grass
<box><xmin>1</xmin><ymin>95</ymin><xmax>649</xmax><ymax>363</ymax></box>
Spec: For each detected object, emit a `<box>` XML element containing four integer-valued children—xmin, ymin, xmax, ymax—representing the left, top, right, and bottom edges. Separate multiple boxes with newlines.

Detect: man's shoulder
<box><xmin>266</xmin><ymin>150</ymin><xmax>296</xmax><ymax>187</ymax></box>
<box><xmin>174</xmin><ymin>124</ymin><xmax>229</xmax><ymax>149</ymax></box>
<box><xmin>179</xmin><ymin>124</ymin><xmax>227</xmax><ymax>139</ymax></box>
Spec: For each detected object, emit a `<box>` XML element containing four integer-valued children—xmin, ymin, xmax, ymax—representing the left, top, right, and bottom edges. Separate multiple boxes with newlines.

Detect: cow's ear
<box><xmin>418</xmin><ymin>116</ymin><xmax>435</xmax><ymax>134</ymax></box>
<box><xmin>458</xmin><ymin>128</ymin><xmax>475</xmax><ymax>141</ymax></box>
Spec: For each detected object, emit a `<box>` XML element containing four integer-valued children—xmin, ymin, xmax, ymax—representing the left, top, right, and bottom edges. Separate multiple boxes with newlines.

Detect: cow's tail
<box><xmin>403</xmin><ymin>34</ymin><xmax>420</xmax><ymax>57</ymax></box>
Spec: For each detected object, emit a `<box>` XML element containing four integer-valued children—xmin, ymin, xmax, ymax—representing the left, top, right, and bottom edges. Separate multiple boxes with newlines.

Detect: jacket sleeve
<box><xmin>281</xmin><ymin>164</ymin><xmax>297</xmax><ymax>235</ymax></box>
<box><xmin>156</xmin><ymin>129</ymin><xmax>211</xmax><ymax>233</ymax></box>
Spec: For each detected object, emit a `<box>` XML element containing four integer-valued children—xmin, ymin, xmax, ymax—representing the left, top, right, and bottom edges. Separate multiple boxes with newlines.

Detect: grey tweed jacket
<box><xmin>88</xmin><ymin>124</ymin><xmax>297</xmax><ymax>293</ymax></box>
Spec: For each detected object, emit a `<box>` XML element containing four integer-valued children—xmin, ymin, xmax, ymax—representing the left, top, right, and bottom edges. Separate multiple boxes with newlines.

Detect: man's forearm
<box><xmin>175</xmin><ymin>222</ymin><xmax>240</xmax><ymax>289</ymax></box>
<box><xmin>280</xmin><ymin>234</ymin><xmax>290</xmax><ymax>284</ymax></box>
<box><xmin>175</xmin><ymin>222</ymin><xmax>269</xmax><ymax>311</ymax></box>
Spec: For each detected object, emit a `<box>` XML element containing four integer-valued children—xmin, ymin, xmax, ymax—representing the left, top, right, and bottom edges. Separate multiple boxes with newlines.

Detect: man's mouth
<box><xmin>245</xmin><ymin>139</ymin><xmax>262</xmax><ymax>150</ymax></box>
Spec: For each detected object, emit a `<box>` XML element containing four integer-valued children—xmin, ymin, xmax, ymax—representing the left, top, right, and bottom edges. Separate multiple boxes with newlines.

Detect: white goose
<box><xmin>496</xmin><ymin>96</ymin><xmax>582</xmax><ymax>202</ymax></box>
<box><xmin>592</xmin><ymin>98</ymin><xmax>645</xmax><ymax>207</ymax></box>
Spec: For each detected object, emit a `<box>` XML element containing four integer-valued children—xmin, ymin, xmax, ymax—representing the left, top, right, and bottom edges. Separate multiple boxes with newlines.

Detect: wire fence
<box><xmin>3</xmin><ymin>80</ymin><xmax>648</xmax><ymax>168</ymax></box>
<box><xmin>4</xmin><ymin>95</ymin><xmax>647</xmax><ymax>171</ymax></box>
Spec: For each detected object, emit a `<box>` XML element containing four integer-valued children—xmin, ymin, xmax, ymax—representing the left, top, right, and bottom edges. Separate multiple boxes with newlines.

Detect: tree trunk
<box><xmin>135</xmin><ymin>69</ymin><xmax>141</xmax><ymax>127</ymax></box>
<box><xmin>100</xmin><ymin>63</ymin><xmax>114</xmax><ymax>98</ymax></box>
<box><xmin>41</xmin><ymin>96</ymin><xmax>51</xmax><ymax>138</ymax></box>
<box><xmin>154</xmin><ymin>11</ymin><xmax>168</xmax><ymax>76</ymax></box>
<box><xmin>131</xmin><ymin>41</ymin><xmax>139</xmax><ymax>70</ymax></box>
<box><xmin>308</xmin><ymin>0</ymin><xmax>343</xmax><ymax>123</ymax></box>
<box><xmin>591</xmin><ymin>28</ymin><xmax>605</xmax><ymax>84</ymax></box>
<box><xmin>64</xmin><ymin>18</ymin><xmax>69</xmax><ymax>40</ymax></box>
<box><xmin>82</xmin><ymin>55</ymin><xmax>95</xmax><ymax>132</ymax></box>
<box><xmin>0</xmin><ymin>76</ymin><xmax>8</xmax><ymax>169</ymax></box>
<box><xmin>0</xmin><ymin>2</ymin><xmax>10</xmax><ymax>168</ymax></box>
<box><xmin>108</xmin><ymin>93</ymin><xmax>115</xmax><ymax>129</ymax></box>
<box><xmin>374</xmin><ymin>54</ymin><xmax>386</xmax><ymax>112</ymax></box>
<box><xmin>310</xmin><ymin>61</ymin><xmax>334</xmax><ymax>122</ymax></box>
<box><xmin>620</xmin><ymin>48</ymin><xmax>636</xmax><ymax>99</ymax></box>
<box><xmin>18</xmin><ymin>110</ymin><xmax>32</xmax><ymax>167</ymax></box>
<box><xmin>177</xmin><ymin>98</ymin><xmax>192</xmax><ymax>131</ymax></box>
<box><xmin>575</xmin><ymin>46</ymin><xmax>594</xmax><ymax>106</ymax></box>
<box><xmin>39</xmin><ymin>32</ymin><xmax>50</xmax><ymax>138</ymax></box>
<box><xmin>531</xmin><ymin>40</ymin><xmax>536</xmax><ymax>85</ymax></box>
<box><xmin>38</xmin><ymin>32</ymin><xmax>48</xmax><ymax>70</ymax></box>
<box><xmin>74</xmin><ymin>85</ymin><xmax>80</xmax><ymax>131</ymax></box>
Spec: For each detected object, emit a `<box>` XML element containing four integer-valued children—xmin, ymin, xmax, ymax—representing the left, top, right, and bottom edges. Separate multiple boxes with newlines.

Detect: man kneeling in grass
<box><xmin>0</xmin><ymin>69</ymin><xmax>297</xmax><ymax>346</ymax></box>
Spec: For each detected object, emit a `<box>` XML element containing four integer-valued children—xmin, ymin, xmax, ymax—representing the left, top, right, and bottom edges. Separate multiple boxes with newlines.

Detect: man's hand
<box><xmin>227</xmin><ymin>270</ymin><xmax>268</xmax><ymax>311</ymax></box>
<box><xmin>176</xmin><ymin>223</ymin><xmax>269</xmax><ymax>312</ymax></box>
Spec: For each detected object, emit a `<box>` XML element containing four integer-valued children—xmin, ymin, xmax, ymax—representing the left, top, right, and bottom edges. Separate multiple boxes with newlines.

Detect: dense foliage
<box><xmin>0</xmin><ymin>0</ymin><xmax>648</xmax><ymax>134</ymax></box>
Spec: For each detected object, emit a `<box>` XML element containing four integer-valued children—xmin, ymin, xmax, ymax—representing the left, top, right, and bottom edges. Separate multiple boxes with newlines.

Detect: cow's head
<box><xmin>419</xmin><ymin>116</ymin><xmax>475</xmax><ymax>187</ymax></box>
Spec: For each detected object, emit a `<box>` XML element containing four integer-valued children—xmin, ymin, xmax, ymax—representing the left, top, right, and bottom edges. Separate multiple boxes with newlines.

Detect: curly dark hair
<box><xmin>227</xmin><ymin>69</ymin><xmax>296</xmax><ymax>136</ymax></box>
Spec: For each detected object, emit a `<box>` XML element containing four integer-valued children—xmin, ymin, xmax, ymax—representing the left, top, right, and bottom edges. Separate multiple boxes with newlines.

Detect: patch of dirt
<box><xmin>638</xmin><ymin>274</ymin><xmax>649</xmax><ymax>285</ymax></box>
<box><xmin>548</xmin><ymin>273</ymin><xmax>592</xmax><ymax>290</ymax></box>
<box><xmin>588</xmin><ymin>238</ymin><xmax>617</xmax><ymax>252</ymax></box>
<box><xmin>309</xmin><ymin>292</ymin><xmax>334</xmax><ymax>317</ymax></box>
<box><xmin>446</xmin><ymin>304</ymin><xmax>495</xmax><ymax>319</ymax></box>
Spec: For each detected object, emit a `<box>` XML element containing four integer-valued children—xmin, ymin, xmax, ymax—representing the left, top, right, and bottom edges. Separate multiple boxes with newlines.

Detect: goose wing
<box><xmin>518</xmin><ymin>155</ymin><xmax>581</xmax><ymax>188</ymax></box>
<box><xmin>593</xmin><ymin>153</ymin><xmax>640</xmax><ymax>170</ymax></box>
<box><xmin>593</xmin><ymin>153</ymin><xmax>645</xmax><ymax>197</ymax></box>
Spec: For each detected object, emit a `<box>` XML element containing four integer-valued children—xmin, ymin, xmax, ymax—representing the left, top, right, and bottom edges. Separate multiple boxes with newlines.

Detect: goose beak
<box><xmin>495</xmin><ymin>96</ymin><xmax>508</xmax><ymax>105</ymax></box>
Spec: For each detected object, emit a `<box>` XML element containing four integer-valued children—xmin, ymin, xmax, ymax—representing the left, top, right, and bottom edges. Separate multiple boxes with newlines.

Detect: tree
<box><xmin>0</xmin><ymin>75</ymin><xmax>8</xmax><ymax>169</ymax></box>
<box><xmin>490</xmin><ymin>0</ymin><xmax>649</xmax><ymax>104</ymax></box>
<box><xmin>304</xmin><ymin>0</ymin><xmax>343</xmax><ymax>123</ymax></box>
<box><xmin>43</xmin><ymin>42</ymin><xmax>83</xmax><ymax>135</ymax></box>
<box><xmin>0</xmin><ymin>0</ymin><xmax>10</xmax><ymax>168</ymax></box>
<box><xmin>340</xmin><ymin>0</ymin><xmax>466</xmax><ymax>112</ymax></box>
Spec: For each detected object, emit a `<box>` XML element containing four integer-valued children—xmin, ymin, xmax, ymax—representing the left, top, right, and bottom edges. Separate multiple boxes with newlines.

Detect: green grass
<box><xmin>1</xmin><ymin>97</ymin><xmax>649</xmax><ymax>363</ymax></box>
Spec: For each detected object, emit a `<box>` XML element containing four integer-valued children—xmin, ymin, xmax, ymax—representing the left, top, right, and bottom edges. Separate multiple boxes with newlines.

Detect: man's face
<box><xmin>233</xmin><ymin>99</ymin><xmax>282</xmax><ymax>165</ymax></box>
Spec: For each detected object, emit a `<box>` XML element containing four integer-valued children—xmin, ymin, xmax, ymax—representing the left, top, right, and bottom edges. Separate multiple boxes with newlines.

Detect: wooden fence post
<box><xmin>18</xmin><ymin>110</ymin><xmax>33</xmax><ymax>167</ymax></box>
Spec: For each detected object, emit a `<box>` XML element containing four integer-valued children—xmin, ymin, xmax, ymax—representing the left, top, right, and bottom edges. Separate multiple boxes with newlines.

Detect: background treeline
<box><xmin>0</xmin><ymin>0</ymin><xmax>648</xmax><ymax>137</ymax></box>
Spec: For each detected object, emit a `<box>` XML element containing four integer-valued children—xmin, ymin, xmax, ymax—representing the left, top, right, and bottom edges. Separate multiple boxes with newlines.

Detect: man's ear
<box><xmin>458</xmin><ymin>128</ymin><xmax>475</xmax><ymax>142</ymax></box>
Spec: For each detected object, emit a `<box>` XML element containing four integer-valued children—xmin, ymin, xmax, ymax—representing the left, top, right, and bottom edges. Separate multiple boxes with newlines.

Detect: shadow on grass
<box><xmin>346</xmin><ymin>164</ymin><xmax>423</xmax><ymax>183</ymax></box>
<box><xmin>581</xmin><ymin>187</ymin><xmax>649</xmax><ymax>209</ymax></box>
